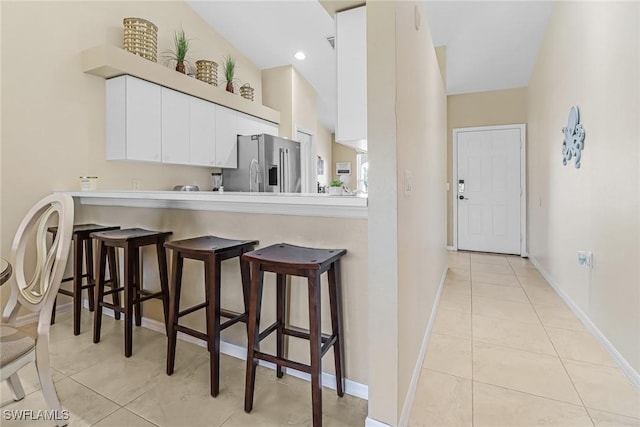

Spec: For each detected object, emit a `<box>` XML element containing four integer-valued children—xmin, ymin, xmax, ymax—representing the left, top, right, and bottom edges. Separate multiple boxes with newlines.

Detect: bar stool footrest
<box><xmin>283</xmin><ymin>326</ymin><xmax>332</xmax><ymax>343</ymax></box>
<box><xmin>100</xmin><ymin>302</ymin><xmax>124</xmax><ymax>314</ymax></box>
<box><xmin>253</xmin><ymin>351</ymin><xmax>311</xmax><ymax>375</ymax></box>
<box><xmin>178</xmin><ymin>302</ymin><xmax>208</xmax><ymax>318</ymax></box>
<box><xmin>103</xmin><ymin>287</ymin><xmax>125</xmax><ymax>296</ymax></box>
<box><xmin>136</xmin><ymin>291</ymin><xmax>164</xmax><ymax>303</ymax></box>
<box><xmin>175</xmin><ymin>325</ymin><xmax>208</xmax><ymax>342</ymax></box>
<box><xmin>258</xmin><ymin>322</ymin><xmax>279</xmax><ymax>342</ymax></box>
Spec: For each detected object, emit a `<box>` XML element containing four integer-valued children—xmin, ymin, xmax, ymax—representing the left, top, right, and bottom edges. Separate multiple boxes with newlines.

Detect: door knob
<box><xmin>459</xmin><ymin>195</ymin><xmax>468</xmax><ymax>200</ymax></box>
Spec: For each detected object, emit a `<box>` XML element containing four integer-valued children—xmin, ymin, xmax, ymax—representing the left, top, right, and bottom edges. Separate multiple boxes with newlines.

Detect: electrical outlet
<box><xmin>577</xmin><ymin>251</ymin><xmax>593</xmax><ymax>268</ymax></box>
<box><xmin>132</xmin><ymin>179</ymin><xmax>140</xmax><ymax>190</ymax></box>
<box><xmin>404</xmin><ymin>170</ymin><xmax>413</xmax><ymax>196</ymax></box>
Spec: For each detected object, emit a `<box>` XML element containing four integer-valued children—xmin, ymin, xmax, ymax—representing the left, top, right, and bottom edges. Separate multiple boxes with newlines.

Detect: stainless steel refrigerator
<box><xmin>223</xmin><ymin>134</ymin><xmax>302</xmax><ymax>193</ymax></box>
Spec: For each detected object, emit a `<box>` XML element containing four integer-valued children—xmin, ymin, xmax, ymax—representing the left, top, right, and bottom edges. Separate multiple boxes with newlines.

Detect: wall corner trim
<box><xmin>529</xmin><ymin>256</ymin><xmax>640</xmax><ymax>390</ymax></box>
<box><xmin>397</xmin><ymin>266</ymin><xmax>448</xmax><ymax>426</ymax></box>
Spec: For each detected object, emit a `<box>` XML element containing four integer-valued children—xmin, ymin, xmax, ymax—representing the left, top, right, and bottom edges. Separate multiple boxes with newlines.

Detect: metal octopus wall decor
<box><xmin>562</xmin><ymin>106</ymin><xmax>586</xmax><ymax>168</ymax></box>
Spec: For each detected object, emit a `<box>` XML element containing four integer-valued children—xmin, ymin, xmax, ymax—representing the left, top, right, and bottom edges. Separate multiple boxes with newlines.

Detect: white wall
<box><xmin>527</xmin><ymin>1</ymin><xmax>640</xmax><ymax>373</ymax></box>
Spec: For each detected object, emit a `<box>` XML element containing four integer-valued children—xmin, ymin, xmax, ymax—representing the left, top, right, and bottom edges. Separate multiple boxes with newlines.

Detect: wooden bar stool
<box><xmin>48</xmin><ymin>224</ymin><xmax>120</xmax><ymax>335</ymax></box>
<box><xmin>91</xmin><ymin>228</ymin><xmax>172</xmax><ymax>357</ymax></box>
<box><xmin>164</xmin><ymin>235</ymin><xmax>258</xmax><ymax>397</ymax></box>
<box><xmin>242</xmin><ymin>243</ymin><xmax>347</xmax><ymax>427</ymax></box>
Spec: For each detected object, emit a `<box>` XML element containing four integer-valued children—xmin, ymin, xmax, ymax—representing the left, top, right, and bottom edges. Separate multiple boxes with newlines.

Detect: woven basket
<box><xmin>123</xmin><ymin>17</ymin><xmax>158</xmax><ymax>62</ymax></box>
<box><xmin>240</xmin><ymin>84</ymin><xmax>255</xmax><ymax>102</ymax></box>
<box><xmin>195</xmin><ymin>60</ymin><xmax>218</xmax><ymax>86</ymax></box>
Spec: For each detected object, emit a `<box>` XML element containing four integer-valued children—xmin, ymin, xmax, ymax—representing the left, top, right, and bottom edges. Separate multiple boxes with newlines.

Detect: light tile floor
<box><xmin>409</xmin><ymin>251</ymin><xmax>640</xmax><ymax>427</ymax></box>
<box><xmin>1</xmin><ymin>311</ymin><xmax>367</xmax><ymax>426</ymax></box>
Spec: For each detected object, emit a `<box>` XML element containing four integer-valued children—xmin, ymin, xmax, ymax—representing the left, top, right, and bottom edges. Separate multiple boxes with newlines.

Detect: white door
<box><xmin>296</xmin><ymin>130</ymin><xmax>314</xmax><ymax>193</ymax></box>
<box><xmin>456</xmin><ymin>127</ymin><xmax>522</xmax><ymax>254</ymax></box>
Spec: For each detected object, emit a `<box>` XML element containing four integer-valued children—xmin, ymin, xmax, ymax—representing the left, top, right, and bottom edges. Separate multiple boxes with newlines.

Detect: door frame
<box><xmin>452</xmin><ymin>124</ymin><xmax>527</xmax><ymax>256</ymax></box>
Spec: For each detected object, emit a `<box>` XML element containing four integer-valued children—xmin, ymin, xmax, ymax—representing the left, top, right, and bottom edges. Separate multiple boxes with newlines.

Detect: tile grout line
<box><xmin>513</xmin><ymin>263</ymin><xmax>598</xmax><ymax>427</ymax></box>
<box><xmin>62</xmin><ymin>376</ymin><xmax>121</xmax><ymax>427</ymax></box>
<box><xmin>469</xmin><ymin>255</ymin><xmax>475</xmax><ymax>427</ymax></box>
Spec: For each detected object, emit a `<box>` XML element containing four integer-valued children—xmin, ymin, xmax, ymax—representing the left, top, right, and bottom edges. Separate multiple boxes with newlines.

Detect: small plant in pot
<box><xmin>223</xmin><ymin>54</ymin><xmax>236</xmax><ymax>93</ymax></box>
<box><xmin>329</xmin><ymin>180</ymin><xmax>343</xmax><ymax>196</ymax></box>
<box><xmin>164</xmin><ymin>28</ymin><xmax>191</xmax><ymax>74</ymax></box>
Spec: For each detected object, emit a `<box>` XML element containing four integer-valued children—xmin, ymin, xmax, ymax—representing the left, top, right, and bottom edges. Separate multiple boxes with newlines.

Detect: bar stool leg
<box><xmin>328</xmin><ymin>261</ymin><xmax>345</xmax><ymax>397</ymax></box>
<box><xmin>156</xmin><ymin>242</ymin><xmax>170</xmax><ymax>334</ymax></box>
<box><xmin>276</xmin><ymin>273</ymin><xmax>286</xmax><ymax>378</ymax></box>
<box><xmin>167</xmin><ymin>253</ymin><xmax>184</xmax><ymax>375</ymax></box>
<box><xmin>72</xmin><ymin>237</ymin><xmax>83</xmax><ymax>336</ymax></box>
<box><xmin>107</xmin><ymin>248</ymin><xmax>121</xmax><ymax>320</ymax></box>
<box><xmin>124</xmin><ymin>245</ymin><xmax>134</xmax><ymax>357</ymax></box>
<box><xmin>244</xmin><ymin>263</ymin><xmax>264</xmax><ymax>413</ymax></box>
<box><xmin>133</xmin><ymin>248</ymin><xmax>142</xmax><ymax>327</ymax></box>
<box><xmin>239</xmin><ymin>254</ymin><xmax>251</xmax><ymax>335</ymax></box>
<box><xmin>307</xmin><ymin>271</ymin><xmax>323</xmax><ymax>427</ymax></box>
<box><xmin>93</xmin><ymin>241</ymin><xmax>107</xmax><ymax>344</ymax></box>
<box><xmin>85</xmin><ymin>238</ymin><xmax>96</xmax><ymax>312</ymax></box>
<box><xmin>205</xmin><ymin>256</ymin><xmax>222</xmax><ymax>397</ymax></box>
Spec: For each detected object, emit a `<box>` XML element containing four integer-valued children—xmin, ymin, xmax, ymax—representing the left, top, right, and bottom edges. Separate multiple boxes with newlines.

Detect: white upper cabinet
<box><xmin>215</xmin><ymin>105</ymin><xmax>238</xmax><ymax>168</ymax></box>
<box><xmin>336</xmin><ymin>6</ymin><xmax>367</xmax><ymax>145</ymax></box>
<box><xmin>189</xmin><ymin>97</ymin><xmax>216</xmax><ymax>167</ymax></box>
<box><xmin>237</xmin><ymin>112</ymin><xmax>279</xmax><ymax>137</ymax></box>
<box><xmin>107</xmin><ymin>75</ymin><xmax>162</xmax><ymax>162</ymax></box>
<box><xmin>106</xmin><ymin>75</ymin><xmax>280</xmax><ymax>169</ymax></box>
<box><xmin>161</xmin><ymin>87</ymin><xmax>190</xmax><ymax>165</ymax></box>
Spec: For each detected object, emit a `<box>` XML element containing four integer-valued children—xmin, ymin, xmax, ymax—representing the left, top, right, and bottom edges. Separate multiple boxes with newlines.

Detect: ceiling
<box><xmin>425</xmin><ymin>1</ymin><xmax>555</xmax><ymax>95</ymax></box>
<box><xmin>186</xmin><ymin>0</ymin><xmax>337</xmax><ymax>131</ymax></box>
<box><xmin>187</xmin><ymin>1</ymin><xmax>555</xmax><ymax>132</ymax></box>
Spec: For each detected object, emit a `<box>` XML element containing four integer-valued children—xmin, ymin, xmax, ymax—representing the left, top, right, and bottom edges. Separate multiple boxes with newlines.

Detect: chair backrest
<box><xmin>2</xmin><ymin>194</ymin><xmax>74</xmax><ymax>332</ymax></box>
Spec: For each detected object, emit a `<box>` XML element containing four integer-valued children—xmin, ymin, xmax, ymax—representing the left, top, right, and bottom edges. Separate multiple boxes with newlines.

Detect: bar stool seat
<box><xmin>164</xmin><ymin>235</ymin><xmax>258</xmax><ymax>397</ymax></box>
<box><xmin>91</xmin><ymin>228</ymin><xmax>172</xmax><ymax>357</ymax></box>
<box><xmin>48</xmin><ymin>224</ymin><xmax>120</xmax><ymax>335</ymax></box>
<box><xmin>242</xmin><ymin>243</ymin><xmax>347</xmax><ymax>427</ymax></box>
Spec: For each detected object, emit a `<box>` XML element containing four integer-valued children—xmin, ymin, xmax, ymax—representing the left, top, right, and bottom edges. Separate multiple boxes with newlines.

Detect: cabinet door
<box><xmin>336</xmin><ymin>6</ymin><xmax>367</xmax><ymax>142</ymax></box>
<box><xmin>161</xmin><ymin>88</ymin><xmax>190</xmax><ymax>165</ymax></box>
<box><xmin>237</xmin><ymin>112</ymin><xmax>279</xmax><ymax>137</ymax></box>
<box><xmin>189</xmin><ymin>97</ymin><xmax>216</xmax><ymax>167</ymax></box>
<box><xmin>106</xmin><ymin>77</ymin><xmax>126</xmax><ymax>160</ymax></box>
<box><xmin>125</xmin><ymin>76</ymin><xmax>162</xmax><ymax>162</ymax></box>
<box><xmin>215</xmin><ymin>105</ymin><xmax>238</xmax><ymax>168</ymax></box>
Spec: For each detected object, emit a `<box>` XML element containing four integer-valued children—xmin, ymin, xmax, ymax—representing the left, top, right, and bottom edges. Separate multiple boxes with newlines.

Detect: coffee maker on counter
<box><xmin>211</xmin><ymin>173</ymin><xmax>223</xmax><ymax>191</ymax></box>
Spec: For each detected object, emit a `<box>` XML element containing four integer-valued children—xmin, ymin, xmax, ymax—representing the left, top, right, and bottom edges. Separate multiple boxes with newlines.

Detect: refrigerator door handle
<box><xmin>279</xmin><ymin>148</ymin><xmax>285</xmax><ymax>193</ymax></box>
<box><xmin>284</xmin><ymin>148</ymin><xmax>290</xmax><ymax>193</ymax></box>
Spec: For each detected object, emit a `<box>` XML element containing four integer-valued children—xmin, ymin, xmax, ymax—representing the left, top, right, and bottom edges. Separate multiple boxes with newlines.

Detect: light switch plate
<box><xmin>577</xmin><ymin>251</ymin><xmax>593</xmax><ymax>268</ymax></box>
<box><xmin>404</xmin><ymin>170</ymin><xmax>412</xmax><ymax>196</ymax></box>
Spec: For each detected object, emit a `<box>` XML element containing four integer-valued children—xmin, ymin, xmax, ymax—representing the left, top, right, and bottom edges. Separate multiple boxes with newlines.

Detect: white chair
<box><xmin>1</xmin><ymin>194</ymin><xmax>74</xmax><ymax>427</ymax></box>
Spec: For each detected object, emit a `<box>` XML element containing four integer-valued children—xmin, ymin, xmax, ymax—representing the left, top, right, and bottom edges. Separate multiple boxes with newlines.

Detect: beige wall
<box><xmin>367</xmin><ymin>1</ymin><xmax>447</xmax><ymax>424</ymax></box>
<box><xmin>316</xmin><ymin>124</ymin><xmax>332</xmax><ymax>187</ymax></box>
<box><xmin>527</xmin><ymin>2</ymin><xmax>639</xmax><ymax>373</ymax></box>
<box><xmin>332</xmin><ymin>137</ymin><xmax>358</xmax><ymax>183</ymax></box>
<box><xmin>262</xmin><ymin>65</ymin><xmax>294</xmax><ymax>138</ymax></box>
<box><xmin>1</xmin><ymin>0</ymin><xmax>269</xmax><ymax>306</ymax></box>
<box><xmin>446</xmin><ymin>87</ymin><xmax>527</xmax><ymax>245</ymax></box>
<box><xmin>395</xmin><ymin>0</ymin><xmax>447</xmax><ymax>420</ymax></box>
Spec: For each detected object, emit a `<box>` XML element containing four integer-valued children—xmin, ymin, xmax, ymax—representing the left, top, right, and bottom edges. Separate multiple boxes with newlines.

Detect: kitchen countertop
<box><xmin>59</xmin><ymin>190</ymin><xmax>368</xmax><ymax>219</ymax></box>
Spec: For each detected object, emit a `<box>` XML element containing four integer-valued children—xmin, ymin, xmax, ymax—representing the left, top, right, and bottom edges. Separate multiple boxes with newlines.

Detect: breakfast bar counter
<box><xmin>59</xmin><ymin>190</ymin><xmax>368</xmax><ymax>219</ymax></box>
<box><xmin>57</xmin><ymin>190</ymin><xmax>369</xmax><ymax>397</ymax></box>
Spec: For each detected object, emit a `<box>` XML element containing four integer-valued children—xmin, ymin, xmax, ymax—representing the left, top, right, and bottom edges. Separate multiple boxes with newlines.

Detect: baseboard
<box><xmin>365</xmin><ymin>417</ymin><xmax>393</xmax><ymax>427</ymax></box>
<box><xmin>14</xmin><ymin>302</ymin><xmax>73</xmax><ymax>327</ymax></box>
<box><xmin>140</xmin><ymin>315</ymin><xmax>368</xmax><ymax>400</ymax></box>
<box><xmin>397</xmin><ymin>266</ymin><xmax>448</xmax><ymax>427</ymax></box>
<box><xmin>529</xmin><ymin>256</ymin><xmax>640</xmax><ymax>390</ymax></box>
<box><xmin>446</xmin><ymin>246</ymin><xmax>456</xmax><ymax>251</ymax></box>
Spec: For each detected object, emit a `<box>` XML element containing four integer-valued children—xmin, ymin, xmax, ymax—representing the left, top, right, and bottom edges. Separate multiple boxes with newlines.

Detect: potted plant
<box><xmin>164</xmin><ymin>28</ymin><xmax>191</xmax><ymax>74</ymax></box>
<box><xmin>223</xmin><ymin>54</ymin><xmax>236</xmax><ymax>93</ymax></box>
<box><xmin>329</xmin><ymin>180</ymin><xmax>343</xmax><ymax>196</ymax></box>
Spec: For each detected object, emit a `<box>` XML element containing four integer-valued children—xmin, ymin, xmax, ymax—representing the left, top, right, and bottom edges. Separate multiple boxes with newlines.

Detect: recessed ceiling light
<box><xmin>294</xmin><ymin>51</ymin><xmax>306</xmax><ymax>60</ymax></box>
